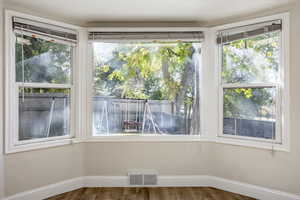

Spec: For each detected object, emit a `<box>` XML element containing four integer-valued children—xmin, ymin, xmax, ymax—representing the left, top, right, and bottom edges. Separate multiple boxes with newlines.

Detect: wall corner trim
<box><xmin>4</xmin><ymin>176</ymin><xmax>300</xmax><ymax>200</ymax></box>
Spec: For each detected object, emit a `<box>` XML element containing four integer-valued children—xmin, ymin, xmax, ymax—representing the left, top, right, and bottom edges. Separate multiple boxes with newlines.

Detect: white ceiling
<box><xmin>4</xmin><ymin>0</ymin><xmax>296</xmax><ymax>26</ymax></box>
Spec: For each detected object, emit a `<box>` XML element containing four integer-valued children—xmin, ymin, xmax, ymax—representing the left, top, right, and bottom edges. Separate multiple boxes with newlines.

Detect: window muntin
<box><xmin>15</xmin><ymin>34</ymin><xmax>72</xmax><ymax>84</ymax></box>
<box><xmin>219</xmin><ymin>23</ymin><xmax>282</xmax><ymax>142</ymax></box>
<box><xmin>92</xmin><ymin>42</ymin><xmax>201</xmax><ymax>136</ymax></box>
<box><xmin>18</xmin><ymin>88</ymin><xmax>70</xmax><ymax>141</ymax></box>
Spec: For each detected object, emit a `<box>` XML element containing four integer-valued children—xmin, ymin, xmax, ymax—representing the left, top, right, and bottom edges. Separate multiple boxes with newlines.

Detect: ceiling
<box><xmin>4</xmin><ymin>0</ymin><xmax>296</xmax><ymax>26</ymax></box>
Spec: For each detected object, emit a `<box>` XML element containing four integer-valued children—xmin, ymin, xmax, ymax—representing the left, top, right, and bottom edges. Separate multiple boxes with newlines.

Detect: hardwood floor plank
<box><xmin>46</xmin><ymin>193</ymin><xmax>67</xmax><ymax>200</ymax></box>
<box><xmin>79</xmin><ymin>188</ymin><xmax>97</xmax><ymax>200</ymax></box>
<box><xmin>166</xmin><ymin>187</ymin><xmax>179</xmax><ymax>200</ymax></box>
<box><xmin>175</xmin><ymin>187</ymin><xmax>193</xmax><ymax>200</ymax></box>
<box><xmin>60</xmin><ymin>188</ymin><xmax>84</xmax><ymax>200</ymax></box>
<box><xmin>46</xmin><ymin>187</ymin><xmax>256</xmax><ymax>200</ymax></box>
<box><xmin>192</xmin><ymin>187</ymin><xmax>214</xmax><ymax>200</ymax></box>
<box><xmin>205</xmin><ymin>187</ymin><xmax>237</xmax><ymax>200</ymax></box>
<box><xmin>135</xmin><ymin>188</ymin><xmax>148</xmax><ymax>200</ymax></box>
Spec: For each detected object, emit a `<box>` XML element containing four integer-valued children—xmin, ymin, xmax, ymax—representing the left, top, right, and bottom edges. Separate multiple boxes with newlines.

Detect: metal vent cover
<box><xmin>129</xmin><ymin>173</ymin><xmax>143</xmax><ymax>185</ymax></box>
<box><xmin>128</xmin><ymin>170</ymin><xmax>158</xmax><ymax>186</ymax></box>
<box><xmin>143</xmin><ymin>174</ymin><xmax>157</xmax><ymax>185</ymax></box>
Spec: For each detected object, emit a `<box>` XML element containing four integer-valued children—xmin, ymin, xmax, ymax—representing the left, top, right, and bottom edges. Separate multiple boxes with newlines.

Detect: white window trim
<box><xmin>4</xmin><ymin>10</ymin><xmax>83</xmax><ymax>154</ymax></box>
<box><xmin>212</xmin><ymin>13</ymin><xmax>290</xmax><ymax>152</ymax></box>
<box><xmin>4</xmin><ymin>10</ymin><xmax>290</xmax><ymax>153</ymax></box>
<box><xmin>85</xmin><ymin>27</ymin><xmax>209</xmax><ymax>141</ymax></box>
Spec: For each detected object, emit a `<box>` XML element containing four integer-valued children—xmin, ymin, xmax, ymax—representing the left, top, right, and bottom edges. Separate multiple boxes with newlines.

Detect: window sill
<box><xmin>215</xmin><ymin>136</ymin><xmax>289</xmax><ymax>152</ymax></box>
<box><xmin>83</xmin><ymin>135</ymin><xmax>208</xmax><ymax>143</ymax></box>
<box><xmin>5</xmin><ymin>138</ymin><xmax>75</xmax><ymax>154</ymax></box>
<box><xmin>5</xmin><ymin>134</ymin><xmax>289</xmax><ymax>154</ymax></box>
<box><xmin>82</xmin><ymin>135</ymin><xmax>289</xmax><ymax>152</ymax></box>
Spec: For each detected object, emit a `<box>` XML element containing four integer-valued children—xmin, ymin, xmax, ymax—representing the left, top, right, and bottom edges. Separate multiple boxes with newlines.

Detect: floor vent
<box><xmin>129</xmin><ymin>173</ymin><xmax>143</xmax><ymax>185</ymax></box>
<box><xmin>128</xmin><ymin>170</ymin><xmax>158</xmax><ymax>186</ymax></box>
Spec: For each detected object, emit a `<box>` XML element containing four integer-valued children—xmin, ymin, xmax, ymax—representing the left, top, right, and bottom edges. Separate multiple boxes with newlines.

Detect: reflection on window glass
<box><xmin>18</xmin><ymin>88</ymin><xmax>70</xmax><ymax>141</ymax></box>
<box><xmin>92</xmin><ymin>42</ymin><xmax>201</xmax><ymax>135</ymax></box>
<box><xmin>223</xmin><ymin>87</ymin><xmax>276</xmax><ymax>139</ymax></box>
<box><xmin>222</xmin><ymin>32</ymin><xmax>280</xmax><ymax>84</ymax></box>
<box><xmin>15</xmin><ymin>34</ymin><xmax>72</xmax><ymax>84</ymax></box>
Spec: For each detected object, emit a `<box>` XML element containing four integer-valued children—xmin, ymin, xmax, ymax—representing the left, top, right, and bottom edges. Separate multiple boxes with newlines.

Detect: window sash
<box><xmin>222</xmin><ymin>83</ymin><xmax>277</xmax><ymax>89</ymax></box>
<box><xmin>219</xmin><ymin>85</ymin><xmax>282</xmax><ymax>144</ymax></box>
<box><xmin>14</xmin><ymin>33</ymin><xmax>76</xmax><ymax>85</ymax></box>
<box><xmin>16</xmin><ymin>82</ymin><xmax>72</xmax><ymax>89</ymax></box>
<box><xmin>14</xmin><ymin>85</ymin><xmax>74</xmax><ymax>145</ymax></box>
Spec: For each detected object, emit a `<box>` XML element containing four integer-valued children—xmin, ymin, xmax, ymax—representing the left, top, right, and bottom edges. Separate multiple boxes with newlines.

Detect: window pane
<box><xmin>222</xmin><ymin>32</ymin><xmax>280</xmax><ymax>84</ymax></box>
<box><xmin>15</xmin><ymin>34</ymin><xmax>72</xmax><ymax>84</ymax></box>
<box><xmin>93</xmin><ymin>42</ymin><xmax>201</xmax><ymax>135</ymax></box>
<box><xmin>223</xmin><ymin>87</ymin><xmax>276</xmax><ymax>139</ymax></box>
<box><xmin>19</xmin><ymin>88</ymin><xmax>70</xmax><ymax>141</ymax></box>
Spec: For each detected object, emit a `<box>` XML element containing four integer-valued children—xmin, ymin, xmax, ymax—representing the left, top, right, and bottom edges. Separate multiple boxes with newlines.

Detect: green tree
<box><xmin>93</xmin><ymin>42</ymin><xmax>201</xmax><ymax>134</ymax></box>
<box><xmin>15</xmin><ymin>34</ymin><xmax>72</xmax><ymax>85</ymax></box>
<box><xmin>222</xmin><ymin>32</ymin><xmax>279</xmax><ymax>120</ymax></box>
<box><xmin>94</xmin><ymin>43</ymin><xmax>198</xmax><ymax>102</ymax></box>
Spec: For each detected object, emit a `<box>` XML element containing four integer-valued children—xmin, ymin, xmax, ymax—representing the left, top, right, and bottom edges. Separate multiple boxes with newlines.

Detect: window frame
<box><xmin>214</xmin><ymin>13</ymin><xmax>290</xmax><ymax>151</ymax></box>
<box><xmin>4</xmin><ymin>10</ymin><xmax>81</xmax><ymax>153</ymax></box>
<box><xmin>4</xmin><ymin>10</ymin><xmax>290</xmax><ymax>153</ymax></box>
<box><xmin>86</xmin><ymin>27</ymin><xmax>209</xmax><ymax>141</ymax></box>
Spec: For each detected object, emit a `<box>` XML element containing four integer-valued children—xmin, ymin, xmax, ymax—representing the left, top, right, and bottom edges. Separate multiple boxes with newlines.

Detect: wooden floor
<box><xmin>46</xmin><ymin>187</ymin><xmax>256</xmax><ymax>200</ymax></box>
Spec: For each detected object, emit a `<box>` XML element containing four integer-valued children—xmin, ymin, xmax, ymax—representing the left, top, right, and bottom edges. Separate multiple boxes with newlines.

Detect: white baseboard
<box><xmin>4</xmin><ymin>176</ymin><xmax>300</xmax><ymax>200</ymax></box>
<box><xmin>84</xmin><ymin>175</ymin><xmax>213</xmax><ymax>187</ymax></box>
<box><xmin>209</xmin><ymin>176</ymin><xmax>300</xmax><ymax>200</ymax></box>
<box><xmin>4</xmin><ymin>177</ymin><xmax>84</xmax><ymax>200</ymax></box>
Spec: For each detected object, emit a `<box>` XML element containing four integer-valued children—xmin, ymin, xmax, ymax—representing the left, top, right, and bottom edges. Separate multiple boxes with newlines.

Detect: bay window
<box><xmin>5</xmin><ymin>11</ymin><xmax>289</xmax><ymax>153</ymax></box>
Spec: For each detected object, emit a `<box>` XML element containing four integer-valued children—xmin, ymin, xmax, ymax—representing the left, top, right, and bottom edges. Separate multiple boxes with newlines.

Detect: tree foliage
<box><xmin>15</xmin><ymin>31</ymin><xmax>280</xmax><ymax>124</ymax></box>
<box><xmin>222</xmin><ymin>32</ymin><xmax>280</xmax><ymax>120</ymax></box>
<box><xmin>93</xmin><ymin>42</ymin><xmax>200</xmax><ymax>114</ymax></box>
<box><xmin>15</xmin><ymin>34</ymin><xmax>72</xmax><ymax>85</ymax></box>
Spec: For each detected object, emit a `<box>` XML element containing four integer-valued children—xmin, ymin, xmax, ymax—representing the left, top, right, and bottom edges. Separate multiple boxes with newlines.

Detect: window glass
<box><xmin>18</xmin><ymin>88</ymin><xmax>70</xmax><ymax>141</ymax></box>
<box><xmin>15</xmin><ymin>34</ymin><xmax>72</xmax><ymax>84</ymax></box>
<box><xmin>92</xmin><ymin>42</ymin><xmax>201</xmax><ymax>135</ymax></box>
<box><xmin>223</xmin><ymin>87</ymin><xmax>276</xmax><ymax>139</ymax></box>
<box><xmin>222</xmin><ymin>32</ymin><xmax>280</xmax><ymax>84</ymax></box>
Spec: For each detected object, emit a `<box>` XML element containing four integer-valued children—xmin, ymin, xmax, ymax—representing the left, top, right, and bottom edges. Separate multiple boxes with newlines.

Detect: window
<box><xmin>6</xmin><ymin>15</ymin><xmax>77</xmax><ymax>152</ymax></box>
<box><xmin>218</xmin><ymin>20</ymin><xmax>283</xmax><ymax>143</ymax></box>
<box><xmin>6</xmin><ymin>11</ymin><xmax>289</xmax><ymax>152</ymax></box>
<box><xmin>89</xmin><ymin>32</ymin><xmax>203</xmax><ymax>136</ymax></box>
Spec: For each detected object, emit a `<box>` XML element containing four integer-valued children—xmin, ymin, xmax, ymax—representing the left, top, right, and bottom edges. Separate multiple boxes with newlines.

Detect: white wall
<box><xmin>0</xmin><ymin>0</ymin><xmax>5</xmax><ymax>198</ymax></box>
<box><xmin>4</xmin><ymin>144</ymin><xmax>84</xmax><ymax>197</ymax></box>
<box><xmin>208</xmin><ymin>2</ymin><xmax>300</xmax><ymax>195</ymax></box>
<box><xmin>2</xmin><ymin>1</ymin><xmax>300</xmax><ymax>198</ymax></box>
<box><xmin>85</xmin><ymin>142</ymin><xmax>212</xmax><ymax>176</ymax></box>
